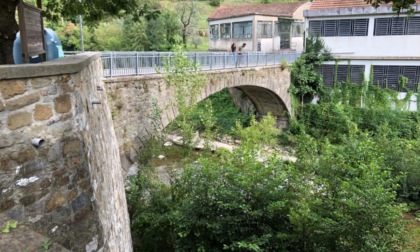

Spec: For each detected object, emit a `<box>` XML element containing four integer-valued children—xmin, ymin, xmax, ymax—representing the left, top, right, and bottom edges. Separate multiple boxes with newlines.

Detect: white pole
<box><xmin>79</xmin><ymin>0</ymin><xmax>84</xmax><ymax>52</ymax></box>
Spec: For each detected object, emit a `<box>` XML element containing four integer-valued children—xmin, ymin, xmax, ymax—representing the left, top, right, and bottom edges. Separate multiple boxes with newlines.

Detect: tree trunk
<box><xmin>0</xmin><ymin>0</ymin><xmax>19</xmax><ymax>65</ymax></box>
<box><xmin>182</xmin><ymin>28</ymin><xmax>187</xmax><ymax>48</ymax></box>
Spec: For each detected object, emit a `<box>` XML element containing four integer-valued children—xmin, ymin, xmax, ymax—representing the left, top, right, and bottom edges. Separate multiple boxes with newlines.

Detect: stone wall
<box><xmin>0</xmin><ymin>53</ymin><xmax>132</xmax><ymax>251</ymax></box>
<box><xmin>104</xmin><ymin>66</ymin><xmax>291</xmax><ymax>174</ymax></box>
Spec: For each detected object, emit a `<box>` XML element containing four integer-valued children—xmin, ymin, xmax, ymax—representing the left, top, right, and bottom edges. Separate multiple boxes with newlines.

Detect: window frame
<box><xmin>372</xmin><ymin>65</ymin><xmax>420</xmax><ymax>91</ymax></box>
<box><xmin>374</xmin><ymin>17</ymin><xmax>420</xmax><ymax>36</ymax></box>
<box><xmin>220</xmin><ymin>23</ymin><xmax>231</xmax><ymax>39</ymax></box>
<box><xmin>319</xmin><ymin>64</ymin><xmax>365</xmax><ymax>87</ymax></box>
<box><xmin>232</xmin><ymin>21</ymin><xmax>253</xmax><ymax>39</ymax></box>
<box><xmin>257</xmin><ymin>21</ymin><xmax>273</xmax><ymax>38</ymax></box>
<box><xmin>209</xmin><ymin>24</ymin><xmax>219</xmax><ymax>39</ymax></box>
<box><xmin>309</xmin><ymin>19</ymin><xmax>369</xmax><ymax>37</ymax></box>
<box><xmin>291</xmin><ymin>22</ymin><xmax>304</xmax><ymax>37</ymax></box>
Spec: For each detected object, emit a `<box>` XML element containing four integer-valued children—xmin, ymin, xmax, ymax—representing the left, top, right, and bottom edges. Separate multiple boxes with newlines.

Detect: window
<box><xmin>309</xmin><ymin>19</ymin><xmax>369</xmax><ymax>37</ymax></box>
<box><xmin>374</xmin><ymin>17</ymin><xmax>420</xmax><ymax>36</ymax></box>
<box><xmin>210</xmin><ymin>24</ymin><xmax>219</xmax><ymax>39</ymax></box>
<box><xmin>373</xmin><ymin>65</ymin><xmax>420</xmax><ymax>91</ymax></box>
<box><xmin>274</xmin><ymin>22</ymin><xmax>279</xmax><ymax>36</ymax></box>
<box><xmin>220</xmin><ymin>23</ymin><xmax>231</xmax><ymax>39</ymax></box>
<box><xmin>319</xmin><ymin>64</ymin><xmax>365</xmax><ymax>87</ymax></box>
<box><xmin>233</xmin><ymin>21</ymin><xmax>253</xmax><ymax>39</ymax></box>
<box><xmin>291</xmin><ymin>22</ymin><xmax>304</xmax><ymax>37</ymax></box>
<box><xmin>257</xmin><ymin>21</ymin><xmax>272</xmax><ymax>38</ymax></box>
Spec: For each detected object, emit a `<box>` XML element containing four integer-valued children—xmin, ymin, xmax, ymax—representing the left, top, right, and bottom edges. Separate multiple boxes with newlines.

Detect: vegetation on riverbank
<box><xmin>127</xmin><ymin>45</ymin><xmax>420</xmax><ymax>251</ymax></box>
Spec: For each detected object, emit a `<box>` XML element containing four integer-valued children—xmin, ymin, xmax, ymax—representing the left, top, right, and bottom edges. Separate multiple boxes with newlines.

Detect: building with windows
<box><xmin>208</xmin><ymin>2</ymin><xmax>311</xmax><ymax>52</ymax></box>
<box><xmin>305</xmin><ymin>0</ymin><xmax>420</xmax><ymax>93</ymax></box>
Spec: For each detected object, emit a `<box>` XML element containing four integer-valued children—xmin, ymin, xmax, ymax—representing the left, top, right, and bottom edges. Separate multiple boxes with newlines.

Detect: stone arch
<box><xmin>105</xmin><ymin>66</ymin><xmax>291</xmax><ymax>173</ymax></box>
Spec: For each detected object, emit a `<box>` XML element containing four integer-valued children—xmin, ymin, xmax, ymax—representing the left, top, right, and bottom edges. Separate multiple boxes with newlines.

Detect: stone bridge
<box><xmin>0</xmin><ymin>53</ymin><xmax>291</xmax><ymax>251</ymax></box>
<box><xmin>104</xmin><ymin>65</ymin><xmax>291</xmax><ymax>173</ymax></box>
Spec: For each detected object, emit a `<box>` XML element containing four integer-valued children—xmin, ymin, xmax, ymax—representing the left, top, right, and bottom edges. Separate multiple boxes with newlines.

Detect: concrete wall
<box><xmin>0</xmin><ymin>53</ymin><xmax>132</xmax><ymax>251</ymax></box>
<box><xmin>104</xmin><ymin>66</ymin><xmax>291</xmax><ymax>174</ymax></box>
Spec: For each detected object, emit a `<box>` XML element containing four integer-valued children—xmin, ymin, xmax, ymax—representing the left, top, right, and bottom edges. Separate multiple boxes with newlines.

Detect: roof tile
<box><xmin>309</xmin><ymin>0</ymin><xmax>419</xmax><ymax>10</ymax></box>
<box><xmin>208</xmin><ymin>2</ymin><xmax>307</xmax><ymax>20</ymax></box>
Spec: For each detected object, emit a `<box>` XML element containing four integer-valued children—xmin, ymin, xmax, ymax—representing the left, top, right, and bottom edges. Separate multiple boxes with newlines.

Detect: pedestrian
<box><xmin>231</xmin><ymin>43</ymin><xmax>237</xmax><ymax>65</ymax></box>
<box><xmin>237</xmin><ymin>43</ymin><xmax>246</xmax><ymax>67</ymax></box>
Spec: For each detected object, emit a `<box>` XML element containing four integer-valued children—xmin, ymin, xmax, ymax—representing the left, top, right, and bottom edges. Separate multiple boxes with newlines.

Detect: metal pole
<box><xmin>78</xmin><ymin>0</ymin><xmax>84</xmax><ymax>52</ymax></box>
<box><xmin>110</xmin><ymin>52</ymin><xmax>114</xmax><ymax>77</ymax></box>
<box><xmin>136</xmin><ymin>52</ymin><xmax>139</xmax><ymax>75</ymax></box>
<box><xmin>210</xmin><ymin>52</ymin><xmax>213</xmax><ymax>70</ymax></box>
<box><xmin>79</xmin><ymin>15</ymin><xmax>84</xmax><ymax>52</ymax></box>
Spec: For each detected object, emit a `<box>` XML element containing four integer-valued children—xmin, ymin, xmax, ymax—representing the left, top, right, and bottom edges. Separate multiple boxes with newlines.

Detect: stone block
<box><xmin>7</xmin><ymin>111</ymin><xmax>32</xmax><ymax>130</ymax></box>
<box><xmin>54</xmin><ymin>94</ymin><xmax>71</xmax><ymax>113</ymax></box>
<box><xmin>63</xmin><ymin>139</ymin><xmax>81</xmax><ymax>157</ymax></box>
<box><xmin>0</xmin><ymin>199</ymin><xmax>15</xmax><ymax>211</ymax></box>
<box><xmin>48</xmin><ymin>84</ymin><xmax>57</xmax><ymax>95</ymax></box>
<box><xmin>0</xmin><ymin>158</ymin><xmax>14</xmax><ymax>172</ymax></box>
<box><xmin>53</xmin><ymin>168</ymin><xmax>67</xmax><ymax>177</ymax></box>
<box><xmin>34</xmin><ymin>104</ymin><xmax>53</xmax><ymax>121</ymax></box>
<box><xmin>0</xmin><ymin>134</ymin><xmax>15</xmax><ymax>148</ymax></box>
<box><xmin>57</xmin><ymin>176</ymin><xmax>70</xmax><ymax>187</ymax></box>
<box><xmin>39</xmin><ymin>178</ymin><xmax>51</xmax><ymax>189</ymax></box>
<box><xmin>75</xmin><ymin>167</ymin><xmax>88</xmax><ymax>181</ymax></box>
<box><xmin>19</xmin><ymin>194</ymin><xmax>37</xmax><ymax>206</ymax></box>
<box><xmin>68</xmin><ymin>190</ymin><xmax>78</xmax><ymax>202</ymax></box>
<box><xmin>66</xmin><ymin>157</ymin><xmax>82</xmax><ymax>170</ymax></box>
<box><xmin>11</xmin><ymin>148</ymin><xmax>35</xmax><ymax>165</ymax></box>
<box><xmin>45</xmin><ymin>191</ymin><xmax>66</xmax><ymax>212</ymax></box>
<box><xmin>71</xmin><ymin>193</ymin><xmax>91</xmax><ymax>213</ymax></box>
<box><xmin>7</xmin><ymin>92</ymin><xmax>40</xmax><ymax>111</ymax></box>
<box><xmin>31</xmin><ymin>77</ymin><xmax>53</xmax><ymax>89</ymax></box>
<box><xmin>19</xmin><ymin>159</ymin><xmax>47</xmax><ymax>176</ymax></box>
<box><xmin>59</xmin><ymin>75</ymin><xmax>73</xmax><ymax>93</ymax></box>
<box><xmin>79</xmin><ymin>179</ymin><xmax>91</xmax><ymax>191</ymax></box>
<box><xmin>0</xmin><ymin>80</ymin><xmax>26</xmax><ymax>99</ymax></box>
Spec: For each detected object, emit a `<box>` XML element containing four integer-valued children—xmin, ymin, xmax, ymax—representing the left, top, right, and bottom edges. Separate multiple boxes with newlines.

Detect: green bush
<box><xmin>128</xmin><ymin>117</ymin><xmax>405</xmax><ymax>251</ymax></box>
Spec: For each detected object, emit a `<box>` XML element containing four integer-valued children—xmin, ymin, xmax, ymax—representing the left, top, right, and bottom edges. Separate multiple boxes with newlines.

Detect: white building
<box><xmin>207</xmin><ymin>2</ymin><xmax>311</xmax><ymax>53</ymax></box>
<box><xmin>304</xmin><ymin>0</ymin><xmax>420</xmax><ymax>92</ymax></box>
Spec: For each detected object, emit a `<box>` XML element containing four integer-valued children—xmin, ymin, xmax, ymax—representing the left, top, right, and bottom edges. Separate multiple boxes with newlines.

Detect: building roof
<box><xmin>309</xmin><ymin>0</ymin><xmax>419</xmax><ymax>10</ymax></box>
<box><xmin>310</xmin><ymin>0</ymin><xmax>370</xmax><ymax>10</ymax></box>
<box><xmin>208</xmin><ymin>2</ymin><xmax>307</xmax><ymax>21</ymax></box>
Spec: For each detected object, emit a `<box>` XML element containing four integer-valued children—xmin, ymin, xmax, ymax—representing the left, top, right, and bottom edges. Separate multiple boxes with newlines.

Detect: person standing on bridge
<box><xmin>231</xmin><ymin>43</ymin><xmax>237</xmax><ymax>65</ymax></box>
<box><xmin>237</xmin><ymin>43</ymin><xmax>246</xmax><ymax>67</ymax></box>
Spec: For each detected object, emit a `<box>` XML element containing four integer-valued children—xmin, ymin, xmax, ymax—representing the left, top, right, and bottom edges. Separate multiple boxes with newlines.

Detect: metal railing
<box><xmin>65</xmin><ymin>51</ymin><xmax>301</xmax><ymax>77</ymax></box>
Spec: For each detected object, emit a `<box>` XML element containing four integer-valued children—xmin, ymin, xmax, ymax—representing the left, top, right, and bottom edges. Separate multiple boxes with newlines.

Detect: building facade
<box><xmin>305</xmin><ymin>0</ymin><xmax>420</xmax><ymax>93</ymax></box>
<box><xmin>208</xmin><ymin>2</ymin><xmax>311</xmax><ymax>53</ymax></box>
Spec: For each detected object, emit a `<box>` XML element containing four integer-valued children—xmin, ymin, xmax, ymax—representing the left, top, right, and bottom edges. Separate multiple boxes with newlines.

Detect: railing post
<box><xmin>110</xmin><ymin>52</ymin><xmax>114</xmax><ymax>77</ymax></box>
<box><xmin>223</xmin><ymin>52</ymin><xmax>226</xmax><ymax>69</ymax></box>
<box><xmin>136</xmin><ymin>52</ymin><xmax>139</xmax><ymax>75</ymax></box>
<box><xmin>266</xmin><ymin>52</ymin><xmax>268</xmax><ymax>66</ymax></box>
<box><xmin>257</xmin><ymin>53</ymin><xmax>259</xmax><ymax>66</ymax></box>
<box><xmin>210</xmin><ymin>52</ymin><xmax>213</xmax><ymax>70</ymax></box>
<box><xmin>246</xmin><ymin>52</ymin><xmax>249</xmax><ymax>67</ymax></box>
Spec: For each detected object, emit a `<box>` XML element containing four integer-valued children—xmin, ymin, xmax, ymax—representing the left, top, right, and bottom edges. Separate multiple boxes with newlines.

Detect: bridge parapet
<box><xmin>0</xmin><ymin>53</ymin><xmax>132</xmax><ymax>251</ymax></box>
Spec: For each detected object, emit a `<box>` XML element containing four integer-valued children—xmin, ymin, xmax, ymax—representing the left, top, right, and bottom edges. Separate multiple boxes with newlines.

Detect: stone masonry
<box><xmin>104</xmin><ymin>66</ymin><xmax>291</xmax><ymax>174</ymax></box>
<box><xmin>0</xmin><ymin>53</ymin><xmax>132</xmax><ymax>251</ymax></box>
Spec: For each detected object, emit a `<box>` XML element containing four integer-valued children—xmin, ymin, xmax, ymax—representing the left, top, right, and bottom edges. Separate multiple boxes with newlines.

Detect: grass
<box><xmin>402</xmin><ymin>212</ymin><xmax>420</xmax><ymax>251</ymax></box>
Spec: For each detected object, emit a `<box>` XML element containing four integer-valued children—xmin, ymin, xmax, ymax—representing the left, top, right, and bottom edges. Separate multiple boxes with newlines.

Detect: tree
<box><xmin>366</xmin><ymin>0</ymin><xmax>416</xmax><ymax>14</ymax></box>
<box><xmin>290</xmin><ymin>36</ymin><xmax>333</xmax><ymax>103</ymax></box>
<box><xmin>0</xmin><ymin>0</ymin><xmax>157</xmax><ymax>64</ymax></box>
<box><xmin>176</xmin><ymin>0</ymin><xmax>200</xmax><ymax>48</ymax></box>
<box><xmin>0</xmin><ymin>0</ymin><xmax>19</xmax><ymax>64</ymax></box>
<box><xmin>145</xmin><ymin>10</ymin><xmax>182</xmax><ymax>51</ymax></box>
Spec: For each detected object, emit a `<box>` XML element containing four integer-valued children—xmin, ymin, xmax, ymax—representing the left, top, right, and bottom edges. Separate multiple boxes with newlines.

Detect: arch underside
<box><xmin>235</xmin><ymin>85</ymin><xmax>288</xmax><ymax>118</ymax></box>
